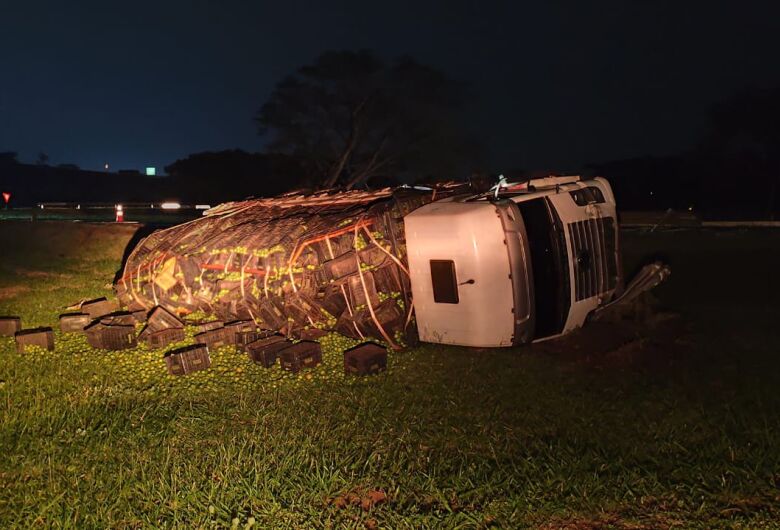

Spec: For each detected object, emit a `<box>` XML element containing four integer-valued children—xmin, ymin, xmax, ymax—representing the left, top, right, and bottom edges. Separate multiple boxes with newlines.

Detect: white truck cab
<box><xmin>404</xmin><ymin>176</ymin><xmax>622</xmax><ymax>347</ymax></box>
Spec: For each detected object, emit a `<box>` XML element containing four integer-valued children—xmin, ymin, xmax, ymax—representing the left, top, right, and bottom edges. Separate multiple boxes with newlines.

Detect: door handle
<box><xmin>459</xmin><ymin>279</ymin><xmax>475</xmax><ymax>285</ymax></box>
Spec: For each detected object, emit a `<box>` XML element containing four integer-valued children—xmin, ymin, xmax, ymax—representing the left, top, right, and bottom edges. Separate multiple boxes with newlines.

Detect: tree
<box><xmin>0</xmin><ymin>151</ymin><xmax>18</xmax><ymax>166</ymax></box>
<box><xmin>164</xmin><ymin>150</ymin><xmax>305</xmax><ymax>201</ymax></box>
<box><xmin>256</xmin><ymin>50</ymin><xmax>480</xmax><ymax>190</ymax></box>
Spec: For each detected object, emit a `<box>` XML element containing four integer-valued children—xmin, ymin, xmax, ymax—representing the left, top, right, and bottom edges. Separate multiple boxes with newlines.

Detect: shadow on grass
<box><xmin>112</xmin><ymin>223</ymin><xmax>165</xmax><ymax>284</ymax></box>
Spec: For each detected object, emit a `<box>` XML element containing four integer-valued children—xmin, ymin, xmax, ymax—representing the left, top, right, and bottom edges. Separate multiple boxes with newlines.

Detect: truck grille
<box><xmin>567</xmin><ymin>217</ymin><xmax>618</xmax><ymax>301</ymax></box>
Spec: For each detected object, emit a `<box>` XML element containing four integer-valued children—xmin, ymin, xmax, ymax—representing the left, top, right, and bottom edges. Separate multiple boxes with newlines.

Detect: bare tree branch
<box><xmin>255</xmin><ymin>50</ymin><xmax>480</xmax><ymax>189</ymax></box>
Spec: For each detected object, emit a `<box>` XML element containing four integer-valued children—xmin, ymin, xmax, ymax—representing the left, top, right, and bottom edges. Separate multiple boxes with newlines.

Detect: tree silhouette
<box><xmin>0</xmin><ymin>151</ymin><xmax>18</xmax><ymax>166</ymax></box>
<box><xmin>256</xmin><ymin>50</ymin><xmax>480</xmax><ymax>190</ymax></box>
<box><xmin>164</xmin><ymin>150</ymin><xmax>305</xmax><ymax>200</ymax></box>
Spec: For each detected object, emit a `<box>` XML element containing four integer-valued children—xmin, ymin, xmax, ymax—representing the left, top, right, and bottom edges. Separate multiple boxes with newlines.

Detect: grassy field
<box><xmin>1</xmin><ymin>221</ymin><xmax>779</xmax><ymax>528</ymax></box>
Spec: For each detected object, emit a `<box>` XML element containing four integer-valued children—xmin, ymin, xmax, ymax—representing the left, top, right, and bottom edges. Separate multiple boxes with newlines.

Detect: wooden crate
<box><xmin>146</xmin><ymin>306</ymin><xmax>183</xmax><ymax>330</ymax></box>
<box><xmin>347</xmin><ymin>272</ymin><xmax>380</xmax><ymax>309</ymax></box>
<box><xmin>164</xmin><ymin>344</ymin><xmax>211</xmax><ymax>376</ymax></box>
<box><xmin>299</xmin><ymin>327</ymin><xmax>328</xmax><ymax>340</ymax></box>
<box><xmin>337</xmin><ymin>299</ymin><xmax>404</xmax><ymax>340</ymax></box>
<box><xmin>138</xmin><ymin>307</ymin><xmax>184</xmax><ymax>343</ymax></box>
<box><xmin>131</xmin><ymin>309</ymin><xmax>148</xmax><ymax>323</ymax></box>
<box><xmin>344</xmin><ymin>342</ymin><xmax>387</xmax><ymax>376</ymax></box>
<box><xmin>224</xmin><ymin>320</ymin><xmax>255</xmax><ymax>343</ymax></box>
<box><xmin>279</xmin><ymin>341</ymin><xmax>322</xmax><ymax>373</ymax></box>
<box><xmin>245</xmin><ymin>335</ymin><xmax>289</xmax><ymax>367</ymax></box>
<box><xmin>194</xmin><ymin>327</ymin><xmax>230</xmax><ymax>350</ymax></box>
<box><xmin>85</xmin><ymin>323</ymin><xmax>137</xmax><ymax>350</ymax></box>
<box><xmin>99</xmin><ymin>312</ymin><xmax>137</xmax><ymax>326</ymax></box>
<box><xmin>194</xmin><ymin>320</ymin><xmax>224</xmax><ymax>333</ymax></box>
<box><xmin>145</xmin><ymin>327</ymin><xmax>186</xmax><ymax>349</ymax></box>
<box><xmin>322</xmin><ymin>251</ymin><xmax>358</xmax><ymax>281</ymax></box>
<box><xmin>322</xmin><ymin>247</ymin><xmax>386</xmax><ymax>281</ymax></box>
<box><xmin>0</xmin><ymin>316</ymin><xmax>22</xmax><ymax>337</ymax></box>
<box><xmin>236</xmin><ymin>329</ymin><xmax>276</xmax><ymax>348</ymax></box>
<box><xmin>320</xmin><ymin>284</ymin><xmax>347</xmax><ymax>317</ymax></box>
<box><xmin>257</xmin><ymin>298</ymin><xmax>286</xmax><ymax>330</ymax></box>
<box><xmin>15</xmin><ymin>327</ymin><xmax>55</xmax><ymax>352</ymax></box>
<box><xmin>81</xmin><ymin>298</ymin><xmax>118</xmax><ymax>319</ymax></box>
<box><xmin>59</xmin><ymin>313</ymin><xmax>91</xmax><ymax>333</ymax></box>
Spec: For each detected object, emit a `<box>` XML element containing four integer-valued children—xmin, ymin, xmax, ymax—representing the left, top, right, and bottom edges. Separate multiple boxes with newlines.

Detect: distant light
<box><xmin>76</xmin><ymin>204</ymin><xmax>80</xmax><ymax>210</ymax></box>
<box><xmin>161</xmin><ymin>202</ymin><xmax>181</xmax><ymax>210</ymax></box>
<box><xmin>649</xmin><ymin>191</ymin><xmax>654</xmax><ymax>196</ymax></box>
<box><xmin>115</xmin><ymin>204</ymin><xmax>124</xmax><ymax>212</ymax></box>
<box><xmin>688</xmin><ymin>206</ymin><xmax>693</xmax><ymax>212</ymax></box>
<box><xmin>145</xmin><ymin>167</ymin><xmax>156</xmax><ymax>176</ymax></box>
<box><xmin>2</xmin><ymin>192</ymin><xmax>10</xmax><ymax>204</ymax></box>
<box><xmin>104</xmin><ymin>163</ymin><xmax>109</xmax><ymax>170</ymax></box>
<box><xmin>40</xmin><ymin>204</ymin><xmax>44</xmax><ymax>209</ymax></box>
<box><xmin>195</xmin><ymin>204</ymin><xmax>211</xmax><ymax>210</ymax></box>
<box><xmin>115</xmin><ymin>204</ymin><xmax>124</xmax><ymax>223</ymax></box>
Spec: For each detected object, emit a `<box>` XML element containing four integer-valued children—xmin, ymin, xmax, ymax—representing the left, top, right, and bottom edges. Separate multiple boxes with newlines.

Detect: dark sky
<box><xmin>2</xmin><ymin>0</ymin><xmax>779</xmax><ymax>173</ymax></box>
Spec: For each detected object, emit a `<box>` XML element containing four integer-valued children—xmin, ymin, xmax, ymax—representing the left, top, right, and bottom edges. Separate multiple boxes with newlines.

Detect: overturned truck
<box><xmin>116</xmin><ymin>176</ymin><xmax>624</xmax><ymax>349</ymax></box>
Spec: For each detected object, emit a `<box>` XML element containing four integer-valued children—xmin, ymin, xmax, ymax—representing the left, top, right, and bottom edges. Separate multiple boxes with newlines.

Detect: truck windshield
<box><xmin>515</xmin><ymin>198</ymin><xmax>571</xmax><ymax>338</ymax></box>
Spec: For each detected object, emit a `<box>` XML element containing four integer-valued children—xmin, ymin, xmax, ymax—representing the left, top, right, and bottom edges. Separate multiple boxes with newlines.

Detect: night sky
<box><xmin>2</xmin><ymin>0</ymin><xmax>779</xmax><ymax>174</ymax></box>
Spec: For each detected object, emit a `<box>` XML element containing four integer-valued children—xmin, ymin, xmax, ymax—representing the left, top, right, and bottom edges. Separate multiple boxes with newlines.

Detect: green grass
<box><xmin>1</xmin><ymin>222</ymin><xmax>780</xmax><ymax>528</ymax></box>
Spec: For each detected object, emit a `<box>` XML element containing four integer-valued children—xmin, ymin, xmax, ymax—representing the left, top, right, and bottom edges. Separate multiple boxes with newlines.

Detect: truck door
<box><xmin>404</xmin><ymin>200</ymin><xmax>533</xmax><ymax>347</ymax></box>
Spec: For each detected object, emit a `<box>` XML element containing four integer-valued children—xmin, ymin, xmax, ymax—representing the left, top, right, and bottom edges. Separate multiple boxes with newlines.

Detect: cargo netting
<box><xmin>115</xmin><ymin>185</ymin><xmax>467</xmax><ymax>349</ymax></box>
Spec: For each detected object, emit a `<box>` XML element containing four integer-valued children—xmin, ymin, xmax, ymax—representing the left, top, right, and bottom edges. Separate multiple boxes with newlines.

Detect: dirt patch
<box><xmin>530</xmin><ymin>293</ymin><xmax>692</xmax><ymax>371</ymax></box>
<box><xmin>14</xmin><ymin>268</ymin><xmax>70</xmax><ymax>279</ymax></box>
<box><xmin>327</xmin><ymin>488</ymin><xmax>388</xmax><ymax>511</ymax></box>
<box><xmin>537</xmin><ymin>513</ymin><xmax>676</xmax><ymax>530</ymax></box>
<box><xmin>715</xmin><ymin>494</ymin><xmax>779</xmax><ymax>518</ymax></box>
<box><xmin>0</xmin><ymin>285</ymin><xmax>30</xmax><ymax>299</ymax></box>
<box><xmin>325</xmin><ymin>488</ymin><xmax>389</xmax><ymax>529</ymax></box>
